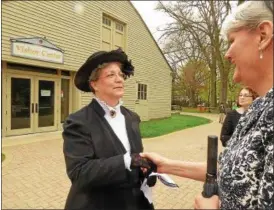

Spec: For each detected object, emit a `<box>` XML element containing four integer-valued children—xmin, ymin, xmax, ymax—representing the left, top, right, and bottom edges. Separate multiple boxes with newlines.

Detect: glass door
<box><xmin>34</xmin><ymin>78</ymin><xmax>58</xmax><ymax>132</ymax></box>
<box><xmin>61</xmin><ymin>79</ymin><xmax>70</xmax><ymax>123</ymax></box>
<box><xmin>6</xmin><ymin>75</ymin><xmax>59</xmax><ymax>136</ymax></box>
<box><xmin>6</xmin><ymin>75</ymin><xmax>35</xmax><ymax>135</ymax></box>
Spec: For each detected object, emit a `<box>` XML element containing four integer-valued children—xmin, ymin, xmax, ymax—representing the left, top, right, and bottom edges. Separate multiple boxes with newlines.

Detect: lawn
<box><xmin>140</xmin><ymin>114</ymin><xmax>211</xmax><ymax>138</ymax></box>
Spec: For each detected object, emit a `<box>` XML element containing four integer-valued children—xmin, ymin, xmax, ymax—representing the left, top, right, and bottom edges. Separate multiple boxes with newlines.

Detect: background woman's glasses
<box><xmin>239</xmin><ymin>94</ymin><xmax>252</xmax><ymax>97</ymax></box>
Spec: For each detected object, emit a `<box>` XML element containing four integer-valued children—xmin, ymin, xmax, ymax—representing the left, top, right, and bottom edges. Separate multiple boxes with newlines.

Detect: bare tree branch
<box><xmin>155</xmin><ymin>0</ymin><xmax>233</xmax><ymax>106</ymax></box>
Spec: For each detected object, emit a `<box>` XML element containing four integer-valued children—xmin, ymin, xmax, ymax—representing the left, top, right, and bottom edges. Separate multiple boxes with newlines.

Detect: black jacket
<box><xmin>220</xmin><ymin>110</ymin><xmax>242</xmax><ymax>147</ymax></box>
<box><xmin>62</xmin><ymin>99</ymin><xmax>154</xmax><ymax>210</ymax></box>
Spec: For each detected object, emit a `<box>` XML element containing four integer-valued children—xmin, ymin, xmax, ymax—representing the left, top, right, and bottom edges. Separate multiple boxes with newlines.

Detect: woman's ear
<box><xmin>90</xmin><ymin>81</ymin><xmax>98</xmax><ymax>92</ymax></box>
<box><xmin>258</xmin><ymin>21</ymin><xmax>273</xmax><ymax>51</ymax></box>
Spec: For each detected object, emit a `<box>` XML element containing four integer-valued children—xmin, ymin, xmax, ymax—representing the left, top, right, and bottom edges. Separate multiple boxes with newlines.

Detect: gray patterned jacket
<box><xmin>218</xmin><ymin>88</ymin><xmax>273</xmax><ymax>209</ymax></box>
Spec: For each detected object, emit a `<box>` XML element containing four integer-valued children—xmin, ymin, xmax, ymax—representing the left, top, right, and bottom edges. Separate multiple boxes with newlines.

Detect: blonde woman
<box><xmin>142</xmin><ymin>1</ymin><xmax>273</xmax><ymax>209</ymax></box>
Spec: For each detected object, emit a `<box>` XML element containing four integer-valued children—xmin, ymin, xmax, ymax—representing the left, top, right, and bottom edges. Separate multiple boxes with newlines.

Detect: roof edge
<box><xmin>128</xmin><ymin>1</ymin><xmax>173</xmax><ymax>72</ymax></box>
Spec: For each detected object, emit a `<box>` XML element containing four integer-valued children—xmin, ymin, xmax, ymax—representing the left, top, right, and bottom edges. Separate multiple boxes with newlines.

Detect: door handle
<box><xmin>35</xmin><ymin>103</ymin><xmax>38</xmax><ymax>113</ymax></box>
<box><xmin>31</xmin><ymin>103</ymin><xmax>34</xmax><ymax>113</ymax></box>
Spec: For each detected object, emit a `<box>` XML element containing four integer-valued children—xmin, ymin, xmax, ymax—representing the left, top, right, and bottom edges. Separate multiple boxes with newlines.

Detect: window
<box><xmin>61</xmin><ymin>70</ymin><xmax>70</xmax><ymax>76</ymax></box>
<box><xmin>102</xmin><ymin>17</ymin><xmax>111</xmax><ymax>26</ymax></box>
<box><xmin>102</xmin><ymin>15</ymin><xmax>126</xmax><ymax>51</ymax></box>
<box><xmin>116</xmin><ymin>23</ymin><xmax>124</xmax><ymax>32</ymax></box>
<box><xmin>138</xmin><ymin>84</ymin><xmax>147</xmax><ymax>100</ymax></box>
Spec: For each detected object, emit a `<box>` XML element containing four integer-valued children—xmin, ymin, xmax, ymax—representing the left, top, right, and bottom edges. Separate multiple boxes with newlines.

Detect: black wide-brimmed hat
<box><xmin>74</xmin><ymin>48</ymin><xmax>134</xmax><ymax>92</ymax></box>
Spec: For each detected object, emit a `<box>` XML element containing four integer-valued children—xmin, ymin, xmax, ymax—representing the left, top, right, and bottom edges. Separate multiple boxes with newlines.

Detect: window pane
<box><xmin>38</xmin><ymin>80</ymin><xmax>55</xmax><ymax>127</ymax></box>
<box><xmin>11</xmin><ymin>78</ymin><xmax>31</xmax><ymax>129</ymax></box>
<box><xmin>61</xmin><ymin>70</ymin><xmax>70</xmax><ymax>76</ymax></box>
<box><xmin>103</xmin><ymin>17</ymin><xmax>111</xmax><ymax>26</ymax></box>
<box><xmin>116</xmin><ymin>23</ymin><xmax>124</xmax><ymax>32</ymax></box>
<box><xmin>142</xmin><ymin>92</ymin><xmax>145</xmax><ymax>100</ymax></box>
<box><xmin>137</xmin><ymin>84</ymin><xmax>148</xmax><ymax>100</ymax></box>
<box><xmin>138</xmin><ymin>91</ymin><xmax>141</xmax><ymax>100</ymax></box>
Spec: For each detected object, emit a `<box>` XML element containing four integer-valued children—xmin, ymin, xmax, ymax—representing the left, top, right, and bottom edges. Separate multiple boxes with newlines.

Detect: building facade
<box><xmin>1</xmin><ymin>1</ymin><xmax>172</xmax><ymax>137</ymax></box>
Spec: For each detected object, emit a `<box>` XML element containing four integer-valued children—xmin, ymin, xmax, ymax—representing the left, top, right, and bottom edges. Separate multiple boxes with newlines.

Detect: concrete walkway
<box><xmin>2</xmin><ymin>112</ymin><xmax>222</xmax><ymax>209</ymax></box>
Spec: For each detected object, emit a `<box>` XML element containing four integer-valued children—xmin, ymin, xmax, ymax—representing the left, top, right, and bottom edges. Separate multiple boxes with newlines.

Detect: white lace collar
<box><xmin>94</xmin><ymin>97</ymin><xmax>123</xmax><ymax>118</ymax></box>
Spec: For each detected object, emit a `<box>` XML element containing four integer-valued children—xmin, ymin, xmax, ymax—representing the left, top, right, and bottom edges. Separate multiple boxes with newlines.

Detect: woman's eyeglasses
<box><xmin>104</xmin><ymin>72</ymin><xmax>126</xmax><ymax>80</ymax></box>
<box><xmin>239</xmin><ymin>94</ymin><xmax>252</xmax><ymax>98</ymax></box>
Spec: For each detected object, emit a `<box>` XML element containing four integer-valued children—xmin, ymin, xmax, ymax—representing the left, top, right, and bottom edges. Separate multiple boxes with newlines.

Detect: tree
<box><xmin>156</xmin><ymin>1</ymin><xmax>232</xmax><ymax>107</ymax></box>
<box><xmin>173</xmin><ymin>59</ymin><xmax>210</xmax><ymax>107</ymax></box>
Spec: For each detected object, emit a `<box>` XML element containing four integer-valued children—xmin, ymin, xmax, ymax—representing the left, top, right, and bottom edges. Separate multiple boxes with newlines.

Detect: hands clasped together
<box><xmin>139</xmin><ymin>152</ymin><xmax>220</xmax><ymax>209</ymax></box>
<box><xmin>130</xmin><ymin>153</ymin><xmax>157</xmax><ymax>187</ymax></box>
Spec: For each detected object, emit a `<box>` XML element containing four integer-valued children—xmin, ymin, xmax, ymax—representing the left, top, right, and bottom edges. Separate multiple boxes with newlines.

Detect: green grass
<box><xmin>2</xmin><ymin>153</ymin><xmax>5</xmax><ymax>162</ymax></box>
<box><xmin>140</xmin><ymin>114</ymin><xmax>211</xmax><ymax>138</ymax></box>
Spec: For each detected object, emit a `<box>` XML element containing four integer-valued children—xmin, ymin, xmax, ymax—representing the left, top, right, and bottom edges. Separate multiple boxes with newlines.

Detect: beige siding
<box><xmin>2</xmin><ymin>1</ymin><xmax>101</xmax><ymax>71</ymax></box>
<box><xmin>2</xmin><ymin>1</ymin><xmax>172</xmax><ymax>120</ymax></box>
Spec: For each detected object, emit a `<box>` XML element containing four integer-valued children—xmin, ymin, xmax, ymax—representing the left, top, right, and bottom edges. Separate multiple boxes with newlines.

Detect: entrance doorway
<box><xmin>6</xmin><ymin>74</ymin><xmax>58</xmax><ymax>136</ymax></box>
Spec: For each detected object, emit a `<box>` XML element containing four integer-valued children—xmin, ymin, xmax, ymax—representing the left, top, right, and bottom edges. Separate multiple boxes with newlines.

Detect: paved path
<box><xmin>2</xmin><ymin>112</ymin><xmax>222</xmax><ymax>209</ymax></box>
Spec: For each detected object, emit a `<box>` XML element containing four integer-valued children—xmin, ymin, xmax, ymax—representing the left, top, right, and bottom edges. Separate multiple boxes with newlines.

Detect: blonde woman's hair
<box><xmin>221</xmin><ymin>1</ymin><xmax>273</xmax><ymax>38</ymax></box>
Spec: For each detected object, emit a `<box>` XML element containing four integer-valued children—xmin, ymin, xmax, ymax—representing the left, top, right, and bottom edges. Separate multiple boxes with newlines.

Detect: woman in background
<box><xmin>220</xmin><ymin>87</ymin><xmax>258</xmax><ymax>147</ymax></box>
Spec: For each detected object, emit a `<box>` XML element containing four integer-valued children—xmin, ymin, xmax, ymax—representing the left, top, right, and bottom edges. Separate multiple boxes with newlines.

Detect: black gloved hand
<box><xmin>145</xmin><ymin>159</ymin><xmax>157</xmax><ymax>187</ymax></box>
<box><xmin>130</xmin><ymin>153</ymin><xmax>151</xmax><ymax>169</ymax></box>
<box><xmin>130</xmin><ymin>154</ymin><xmax>158</xmax><ymax>187</ymax></box>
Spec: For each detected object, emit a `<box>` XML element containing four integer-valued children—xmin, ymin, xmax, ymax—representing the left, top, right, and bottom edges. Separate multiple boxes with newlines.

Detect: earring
<box><xmin>259</xmin><ymin>49</ymin><xmax>263</xmax><ymax>59</ymax></box>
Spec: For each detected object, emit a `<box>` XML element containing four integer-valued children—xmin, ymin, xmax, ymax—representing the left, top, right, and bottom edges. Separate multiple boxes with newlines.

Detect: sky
<box><xmin>130</xmin><ymin>1</ymin><xmax>173</xmax><ymax>43</ymax></box>
<box><xmin>131</xmin><ymin>1</ymin><xmax>237</xmax><ymax>45</ymax></box>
